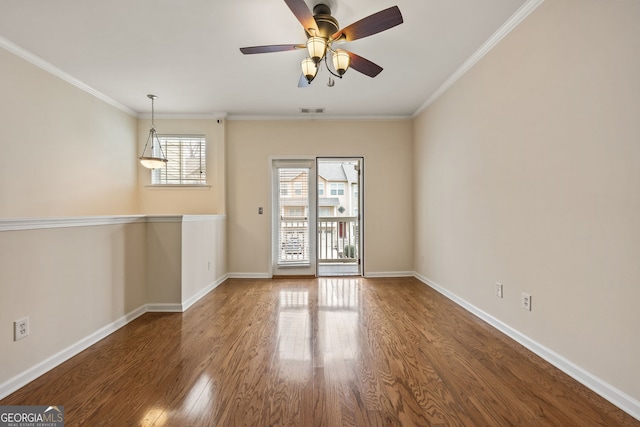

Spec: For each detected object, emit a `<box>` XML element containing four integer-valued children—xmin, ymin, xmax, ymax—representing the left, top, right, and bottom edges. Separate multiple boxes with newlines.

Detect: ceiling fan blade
<box><xmin>346</xmin><ymin>51</ymin><xmax>383</xmax><ymax>78</ymax></box>
<box><xmin>298</xmin><ymin>73</ymin><xmax>310</xmax><ymax>88</ymax></box>
<box><xmin>240</xmin><ymin>44</ymin><xmax>304</xmax><ymax>54</ymax></box>
<box><xmin>332</xmin><ymin>6</ymin><xmax>403</xmax><ymax>42</ymax></box>
<box><xmin>284</xmin><ymin>0</ymin><xmax>320</xmax><ymax>35</ymax></box>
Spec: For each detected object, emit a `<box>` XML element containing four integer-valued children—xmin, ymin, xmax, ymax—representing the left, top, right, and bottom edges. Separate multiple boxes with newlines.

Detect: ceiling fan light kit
<box><xmin>240</xmin><ymin>0</ymin><xmax>403</xmax><ymax>87</ymax></box>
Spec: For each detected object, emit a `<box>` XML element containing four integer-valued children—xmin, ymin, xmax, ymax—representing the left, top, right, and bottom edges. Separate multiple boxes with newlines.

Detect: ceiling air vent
<box><xmin>300</xmin><ymin>108</ymin><xmax>325</xmax><ymax>114</ymax></box>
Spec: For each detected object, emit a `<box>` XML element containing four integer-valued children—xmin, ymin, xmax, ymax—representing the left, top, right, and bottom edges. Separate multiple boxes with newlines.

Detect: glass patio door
<box><xmin>317</xmin><ymin>158</ymin><xmax>363</xmax><ymax>276</ymax></box>
<box><xmin>272</xmin><ymin>159</ymin><xmax>317</xmax><ymax>276</ymax></box>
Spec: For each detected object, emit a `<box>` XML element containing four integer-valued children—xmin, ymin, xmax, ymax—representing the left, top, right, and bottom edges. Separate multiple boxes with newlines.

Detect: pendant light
<box><xmin>139</xmin><ymin>94</ymin><xmax>168</xmax><ymax>169</ymax></box>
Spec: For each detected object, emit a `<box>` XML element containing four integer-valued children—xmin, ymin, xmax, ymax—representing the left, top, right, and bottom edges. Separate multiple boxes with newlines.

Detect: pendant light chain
<box><xmin>150</xmin><ymin>94</ymin><xmax>156</xmax><ymax>130</ymax></box>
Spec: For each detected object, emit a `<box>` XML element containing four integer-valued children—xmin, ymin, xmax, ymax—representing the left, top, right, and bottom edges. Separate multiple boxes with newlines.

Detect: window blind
<box><xmin>152</xmin><ymin>135</ymin><xmax>206</xmax><ymax>185</ymax></box>
<box><xmin>277</xmin><ymin>167</ymin><xmax>310</xmax><ymax>264</ymax></box>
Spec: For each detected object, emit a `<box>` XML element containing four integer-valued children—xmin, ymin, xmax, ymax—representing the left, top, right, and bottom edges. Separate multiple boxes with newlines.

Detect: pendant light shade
<box><xmin>306</xmin><ymin>36</ymin><xmax>327</xmax><ymax>64</ymax></box>
<box><xmin>332</xmin><ymin>49</ymin><xmax>351</xmax><ymax>76</ymax></box>
<box><xmin>139</xmin><ymin>94</ymin><xmax>168</xmax><ymax>169</ymax></box>
<box><xmin>301</xmin><ymin>58</ymin><xmax>318</xmax><ymax>83</ymax></box>
<box><xmin>139</xmin><ymin>158</ymin><xmax>167</xmax><ymax>169</ymax></box>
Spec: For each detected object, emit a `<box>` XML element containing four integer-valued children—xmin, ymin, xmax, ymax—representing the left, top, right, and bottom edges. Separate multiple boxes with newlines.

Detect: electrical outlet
<box><xmin>522</xmin><ymin>293</ymin><xmax>532</xmax><ymax>311</ymax></box>
<box><xmin>495</xmin><ymin>282</ymin><xmax>503</xmax><ymax>298</ymax></box>
<box><xmin>207</xmin><ymin>261</ymin><xmax>212</xmax><ymax>271</ymax></box>
<box><xmin>14</xmin><ymin>317</ymin><xmax>29</xmax><ymax>341</ymax></box>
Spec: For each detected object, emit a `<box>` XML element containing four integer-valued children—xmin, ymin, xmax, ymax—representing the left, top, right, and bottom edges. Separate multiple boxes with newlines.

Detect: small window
<box><xmin>330</xmin><ymin>183</ymin><xmax>344</xmax><ymax>196</ymax></box>
<box><xmin>318</xmin><ymin>182</ymin><xmax>324</xmax><ymax>196</ymax></box>
<box><xmin>288</xmin><ymin>207</ymin><xmax>305</xmax><ymax>217</ymax></box>
<box><xmin>319</xmin><ymin>206</ymin><xmax>333</xmax><ymax>217</ymax></box>
<box><xmin>152</xmin><ymin>135</ymin><xmax>206</xmax><ymax>185</ymax></box>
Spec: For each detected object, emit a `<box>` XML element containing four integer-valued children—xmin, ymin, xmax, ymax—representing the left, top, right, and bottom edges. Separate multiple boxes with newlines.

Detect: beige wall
<box><xmin>146</xmin><ymin>219</ymin><xmax>183</xmax><ymax>304</ymax></box>
<box><xmin>0</xmin><ymin>45</ymin><xmax>229</xmax><ymax>396</ymax></box>
<box><xmin>181</xmin><ymin>215</ymin><xmax>227</xmax><ymax>304</ymax></box>
<box><xmin>0</xmin><ymin>215</ymin><xmax>228</xmax><ymax>395</ymax></box>
<box><xmin>138</xmin><ymin>118</ymin><xmax>226</xmax><ymax>215</ymax></box>
<box><xmin>0</xmin><ymin>221</ymin><xmax>147</xmax><ymax>387</ymax></box>
<box><xmin>414</xmin><ymin>0</ymin><xmax>640</xmax><ymax>402</ymax></box>
<box><xmin>226</xmin><ymin>119</ymin><xmax>413</xmax><ymax>276</ymax></box>
<box><xmin>0</xmin><ymin>48</ymin><xmax>138</xmax><ymax>217</ymax></box>
<box><xmin>145</xmin><ymin>216</ymin><xmax>229</xmax><ymax>306</ymax></box>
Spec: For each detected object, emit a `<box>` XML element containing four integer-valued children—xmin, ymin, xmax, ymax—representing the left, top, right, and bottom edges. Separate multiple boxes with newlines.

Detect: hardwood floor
<box><xmin>1</xmin><ymin>277</ymin><xmax>637</xmax><ymax>426</ymax></box>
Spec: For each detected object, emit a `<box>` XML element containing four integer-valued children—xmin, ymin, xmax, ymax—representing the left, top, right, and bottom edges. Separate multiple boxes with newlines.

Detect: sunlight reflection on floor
<box><xmin>277</xmin><ymin>279</ymin><xmax>362</xmax><ymax>382</ymax></box>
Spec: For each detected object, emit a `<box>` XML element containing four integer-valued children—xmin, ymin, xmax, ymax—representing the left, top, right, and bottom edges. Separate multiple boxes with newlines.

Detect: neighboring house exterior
<box><xmin>318</xmin><ymin>162</ymin><xmax>359</xmax><ymax>218</ymax></box>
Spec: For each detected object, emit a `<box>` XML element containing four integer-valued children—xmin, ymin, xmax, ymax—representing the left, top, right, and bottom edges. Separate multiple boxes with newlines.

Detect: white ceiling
<box><xmin>0</xmin><ymin>0</ymin><xmax>531</xmax><ymax>118</ymax></box>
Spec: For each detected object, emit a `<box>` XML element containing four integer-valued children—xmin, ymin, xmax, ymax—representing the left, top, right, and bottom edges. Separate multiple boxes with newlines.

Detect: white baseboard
<box><xmin>145</xmin><ymin>303</ymin><xmax>183</xmax><ymax>313</ymax></box>
<box><xmin>365</xmin><ymin>271</ymin><xmax>414</xmax><ymax>278</ymax></box>
<box><xmin>227</xmin><ymin>272</ymin><xmax>271</xmax><ymax>279</ymax></box>
<box><xmin>226</xmin><ymin>271</ymin><xmax>419</xmax><ymax>279</ymax></box>
<box><xmin>181</xmin><ymin>274</ymin><xmax>229</xmax><ymax>311</ymax></box>
<box><xmin>0</xmin><ymin>305</ymin><xmax>147</xmax><ymax>400</ymax></box>
<box><xmin>226</xmin><ymin>271</ymin><xmax>415</xmax><ymax>279</ymax></box>
<box><xmin>0</xmin><ymin>274</ymin><xmax>230</xmax><ymax>401</ymax></box>
<box><xmin>413</xmin><ymin>273</ymin><xmax>640</xmax><ymax>422</ymax></box>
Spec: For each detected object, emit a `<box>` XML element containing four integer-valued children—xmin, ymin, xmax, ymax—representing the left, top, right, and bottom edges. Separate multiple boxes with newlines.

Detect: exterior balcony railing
<box><xmin>279</xmin><ymin>217</ymin><xmax>309</xmax><ymax>263</ymax></box>
<box><xmin>278</xmin><ymin>216</ymin><xmax>359</xmax><ymax>264</ymax></box>
<box><xmin>318</xmin><ymin>216</ymin><xmax>359</xmax><ymax>263</ymax></box>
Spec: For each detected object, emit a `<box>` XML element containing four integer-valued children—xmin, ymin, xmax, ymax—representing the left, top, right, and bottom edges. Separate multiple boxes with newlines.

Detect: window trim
<box><xmin>144</xmin><ymin>184</ymin><xmax>211</xmax><ymax>190</ymax></box>
<box><xmin>150</xmin><ymin>134</ymin><xmax>207</xmax><ymax>186</ymax></box>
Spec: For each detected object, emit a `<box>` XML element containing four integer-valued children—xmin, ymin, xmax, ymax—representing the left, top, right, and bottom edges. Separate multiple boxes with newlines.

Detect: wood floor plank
<box><xmin>1</xmin><ymin>277</ymin><xmax>638</xmax><ymax>426</ymax></box>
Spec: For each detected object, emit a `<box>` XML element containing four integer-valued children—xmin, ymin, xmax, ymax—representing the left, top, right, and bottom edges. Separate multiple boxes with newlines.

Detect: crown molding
<box><xmin>413</xmin><ymin>0</ymin><xmax>544</xmax><ymax>117</ymax></box>
<box><xmin>0</xmin><ymin>36</ymin><xmax>137</xmax><ymax>117</ymax></box>
<box><xmin>138</xmin><ymin>113</ymin><xmax>228</xmax><ymax>120</ymax></box>
<box><xmin>226</xmin><ymin>114</ymin><xmax>412</xmax><ymax>121</ymax></box>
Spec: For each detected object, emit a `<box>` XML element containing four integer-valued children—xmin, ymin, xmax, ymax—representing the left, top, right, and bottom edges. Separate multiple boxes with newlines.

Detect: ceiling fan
<box><xmin>239</xmin><ymin>0</ymin><xmax>403</xmax><ymax>87</ymax></box>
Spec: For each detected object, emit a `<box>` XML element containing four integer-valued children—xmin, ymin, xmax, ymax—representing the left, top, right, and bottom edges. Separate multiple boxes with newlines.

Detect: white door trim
<box><xmin>270</xmin><ymin>157</ymin><xmax>317</xmax><ymax>277</ymax></box>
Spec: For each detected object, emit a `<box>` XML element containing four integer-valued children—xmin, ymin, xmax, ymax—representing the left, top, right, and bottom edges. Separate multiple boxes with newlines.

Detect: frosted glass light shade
<box><xmin>301</xmin><ymin>58</ymin><xmax>318</xmax><ymax>83</ymax></box>
<box><xmin>306</xmin><ymin>36</ymin><xmax>327</xmax><ymax>63</ymax></box>
<box><xmin>139</xmin><ymin>157</ymin><xmax>168</xmax><ymax>169</ymax></box>
<box><xmin>332</xmin><ymin>49</ymin><xmax>350</xmax><ymax>76</ymax></box>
